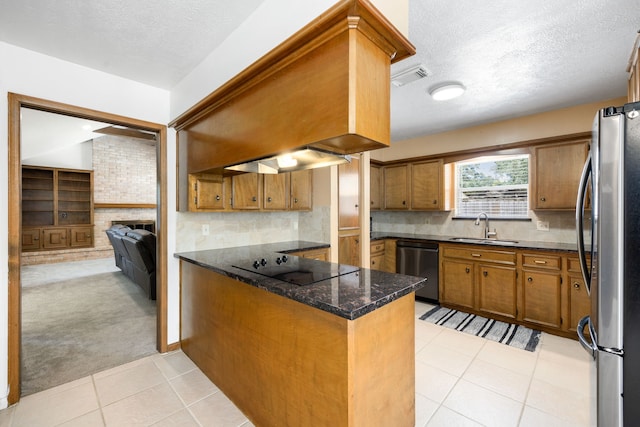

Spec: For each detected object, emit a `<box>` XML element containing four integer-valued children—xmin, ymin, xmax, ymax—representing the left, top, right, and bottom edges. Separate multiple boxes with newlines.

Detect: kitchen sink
<box><xmin>449</xmin><ymin>237</ymin><xmax>519</xmax><ymax>246</ymax></box>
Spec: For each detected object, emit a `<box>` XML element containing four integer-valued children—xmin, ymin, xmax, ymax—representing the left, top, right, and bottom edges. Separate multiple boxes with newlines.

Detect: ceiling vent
<box><xmin>391</xmin><ymin>64</ymin><xmax>430</xmax><ymax>87</ymax></box>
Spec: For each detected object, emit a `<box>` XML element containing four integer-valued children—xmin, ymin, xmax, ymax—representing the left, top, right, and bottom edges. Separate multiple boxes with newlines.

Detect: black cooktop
<box><xmin>233</xmin><ymin>254</ymin><xmax>359</xmax><ymax>286</ymax></box>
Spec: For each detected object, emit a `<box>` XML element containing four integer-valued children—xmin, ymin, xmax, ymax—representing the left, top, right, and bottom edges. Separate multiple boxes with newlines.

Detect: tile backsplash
<box><xmin>175</xmin><ymin>206</ymin><xmax>331</xmax><ymax>253</ymax></box>
<box><xmin>371</xmin><ymin>210</ymin><xmax>579</xmax><ymax>244</ymax></box>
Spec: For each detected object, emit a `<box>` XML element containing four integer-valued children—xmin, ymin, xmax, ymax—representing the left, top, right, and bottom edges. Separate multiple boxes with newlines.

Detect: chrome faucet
<box><xmin>475</xmin><ymin>212</ymin><xmax>497</xmax><ymax>239</ymax></box>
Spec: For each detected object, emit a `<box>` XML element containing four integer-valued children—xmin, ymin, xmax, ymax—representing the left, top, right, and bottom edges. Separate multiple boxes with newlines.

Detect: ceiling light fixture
<box><xmin>429</xmin><ymin>83</ymin><xmax>465</xmax><ymax>101</ymax></box>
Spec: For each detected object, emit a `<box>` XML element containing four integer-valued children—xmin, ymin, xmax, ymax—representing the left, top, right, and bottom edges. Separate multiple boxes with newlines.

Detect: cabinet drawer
<box><xmin>370</xmin><ymin>241</ymin><xmax>385</xmax><ymax>254</ymax></box>
<box><xmin>442</xmin><ymin>246</ymin><xmax>516</xmax><ymax>265</ymax></box>
<box><xmin>567</xmin><ymin>256</ymin><xmax>590</xmax><ymax>273</ymax></box>
<box><xmin>522</xmin><ymin>253</ymin><xmax>561</xmax><ymax>270</ymax></box>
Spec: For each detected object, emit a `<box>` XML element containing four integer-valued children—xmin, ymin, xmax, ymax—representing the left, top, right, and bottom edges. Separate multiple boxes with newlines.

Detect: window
<box><xmin>455</xmin><ymin>154</ymin><xmax>529</xmax><ymax>219</ymax></box>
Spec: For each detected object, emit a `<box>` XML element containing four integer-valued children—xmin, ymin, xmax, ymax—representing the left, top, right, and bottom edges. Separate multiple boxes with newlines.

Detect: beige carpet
<box><xmin>21</xmin><ymin>258</ymin><xmax>157</xmax><ymax>396</ymax></box>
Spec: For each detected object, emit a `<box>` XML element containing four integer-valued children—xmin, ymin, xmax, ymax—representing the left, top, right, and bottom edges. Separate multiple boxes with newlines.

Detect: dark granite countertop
<box><xmin>371</xmin><ymin>232</ymin><xmax>579</xmax><ymax>253</ymax></box>
<box><xmin>175</xmin><ymin>241</ymin><xmax>426</xmax><ymax>321</ymax></box>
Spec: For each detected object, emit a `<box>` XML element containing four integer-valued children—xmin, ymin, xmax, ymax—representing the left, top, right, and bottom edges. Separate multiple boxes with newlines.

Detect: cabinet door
<box><xmin>533</xmin><ymin>141</ymin><xmax>588</xmax><ymax>210</ymax></box>
<box><xmin>290</xmin><ymin>170</ymin><xmax>312</xmax><ymax>211</ymax></box>
<box><xmin>42</xmin><ymin>228</ymin><xmax>68</xmax><ymax>249</ymax></box>
<box><xmin>370</xmin><ymin>254</ymin><xmax>384</xmax><ymax>270</ymax></box>
<box><xmin>232</xmin><ymin>173</ymin><xmax>261</xmax><ymax>210</ymax></box>
<box><xmin>477</xmin><ymin>264</ymin><xmax>517</xmax><ymax>319</ymax></box>
<box><xmin>191</xmin><ymin>175</ymin><xmax>226</xmax><ymax>210</ymax></box>
<box><xmin>264</xmin><ymin>174</ymin><xmax>288</xmax><ymax>210</ymax></box>
<box><xmin>521</xmin><ymin>270</ymin><xmax>562</xmax><ymax>328</ymax></box>
<box><xmin>370</xmin><ymin>165</ymin><xmax>382</xmax><ymax>210</ymax></box>
<box><xmin>568</xmin><ymin>274</ymin><xmax>591</xmax><ymax>334</ymax></box>
<box><xmin>411</xmin><ymin>160</ymin><xmax>442</xmax><ymax>210</ymax></box>
<box><xmin>338</xmin><ymin>157</ymin><xmax>360</xmax><ymax>229</ymax></box>
<box><xmin>22</xmin><ymin>228</ymin><xmax>42</xmax><ymax>251</ymax></box>
<box><xmin>339</xmin><ymin>234</ymin><xmax>360</xmax><ymax>267</ymax></box>
<box><xmin>441</xmin><ymin>259</ymin><xmax>475</xmax><ymax>310</ymax></box>
<box><xmin>57</xmin><ymin>170</ymin><xmax>92</xmax><ymax>225</ymax></box>
<box><xmin>70</xmin><ymin>226</ymin><xmax>93</xmax><ymax>248</ymax></box>
<box><xmin>384</xmin><ymin>164</ymin><xmax>408</xmax><ymax>209</ymax></box>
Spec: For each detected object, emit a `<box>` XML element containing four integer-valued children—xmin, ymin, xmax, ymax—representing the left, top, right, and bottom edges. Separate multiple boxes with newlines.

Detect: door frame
<box><xmin>7</xmin><ymin>93</ymin><xmax>169</xmax><ymax>404</ymax></box>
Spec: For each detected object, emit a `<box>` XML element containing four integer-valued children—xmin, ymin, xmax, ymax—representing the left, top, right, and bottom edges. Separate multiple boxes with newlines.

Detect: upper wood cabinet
<box><xmin>338</xmin><ymin>157</ymin><xmax>361</xmax><ymax>230</ymax></box>
<box><xmin>384</xmin><ymin>164</ymin><xmax>409</xmax><ymax>210</ymax></box>
<box><xmin>290</xmin><ymin>170</ymin><xmax>312</xmax><ymax>211</ymax></box>
<box><xmin>532</xmin><ymin>139</ymin><xmax>589</xmax><ymax>210</ymax></box>
<box><xmin>411</xmin><ymin>160</ymin><xmax>443</xmax><ymax>210</ymax></box>
<box><xmin>188</xmin><ymin>170</ymin><xmax>312</xmax><ymax>212</ymax></box>
<box><xmin>370</xmin><ymin>164</ymin><xmax>382</xmax><ymax>210</ymax></box>
<box><xmin>263</xmin><ymin>174</ymin><xmax>288</xmax><ymax>210</ymax></box>
<box><xmin>189</xmin><ymin>174</ymin><xmax>227</xmax><ymax>211</ymax></box>
<box><xmin>628</xmin><ymin>34</ymin><xmax>640</xmax><ymax>102</ymax></box>
<box><xmin>380</xmin><ymin>160</ymin><xmax>449</xmax><ymax>211</ymax></box>
<box><xmin>232</xmin><ymin>173</ymin><xmax>261</xmax><ymax>210</ymax></box>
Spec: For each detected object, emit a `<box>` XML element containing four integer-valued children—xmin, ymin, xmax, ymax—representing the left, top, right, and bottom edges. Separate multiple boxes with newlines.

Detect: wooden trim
<box><xmin>7</xmin><ymin>94</ymin><xmax>21</xmax><ymax>405</ymax></box>
<box><xmin>7</xmin><ymin>93</ymin><xmax>169</xmax><ymax>404</ymax></box>
<box><xmin>378</xmin><ymin>131</ymin><xmax>591</xmax><ymax>167</ymax></box>
<box><xmin>94</xmin><ymin>203</ymin><xmax>157</xmax><ymax>209</ymax></box>
<box><xmin>169</xmin><ymin>0</ymin><xmax>414</xmax><ymax>129</ymax></box>
<box><xmin>165</xmin><ymin>342</ymin><xmax>181</xmax><ymax>353</ymax></box>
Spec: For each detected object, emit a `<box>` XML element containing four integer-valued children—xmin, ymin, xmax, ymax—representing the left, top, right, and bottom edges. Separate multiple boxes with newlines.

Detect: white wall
<box><xmin>0</xmin><ymin>41</ymin><xmax>171</xmax><ymax>408</ymax></box>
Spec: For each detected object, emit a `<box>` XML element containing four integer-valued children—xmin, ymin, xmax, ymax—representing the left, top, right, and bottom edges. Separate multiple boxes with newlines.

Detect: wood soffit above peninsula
<box><xmin>169</xmin><ymin>0</ymin><xmax>415</xmax><ymax>175</ymax></box>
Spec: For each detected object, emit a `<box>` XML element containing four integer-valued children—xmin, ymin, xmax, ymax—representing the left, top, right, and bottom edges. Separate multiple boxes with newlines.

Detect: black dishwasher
<box><xmin>396</xmin><ymin>240</ymin><xmax>439</xmax><ymax>302</ymax></box>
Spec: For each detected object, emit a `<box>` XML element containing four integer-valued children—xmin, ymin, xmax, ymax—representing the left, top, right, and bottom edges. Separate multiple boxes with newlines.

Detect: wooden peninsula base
<box><xmin>180</xmin><ymin>261</ymin><xmax>415</xmax><ymax>427</ymax></box>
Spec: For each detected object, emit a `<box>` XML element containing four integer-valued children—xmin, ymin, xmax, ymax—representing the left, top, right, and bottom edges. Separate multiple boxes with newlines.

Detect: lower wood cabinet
<box><xmin>440</xmin><ymin>246</ymin><xmax>517</xmax><ymax>315</ymax></box>
<box><xmin>521</xmin><ymin>269</ymin><xmax>562</xmax><ymax>329</ymax></box>
<box><xmin>23</xmin><ymin>226</ymin><xmax>94</xmax><ymax>251</ymax></box>
<box><xmin>440</xmin><ymin>244</ymin><xmax>591</xmax><ymax>338</ymax></box>
<box><xmin>289</xmin><ymin>247</ymin><xmax>330</xmax><ymax>261</ymax></box>
<box><xmin>370</xmin><ymin>240</ymin><xmax>385</xmax><ymax>271</ymax></box>
<box><xmin>478</xmin><ymin>263</ymin><xmax>517</xmax><ymax>320</ymax></box>
<box><xmin>441</xmin><ymin>258</ymin><xmax>475</xmax><ymax>310</ymax></box>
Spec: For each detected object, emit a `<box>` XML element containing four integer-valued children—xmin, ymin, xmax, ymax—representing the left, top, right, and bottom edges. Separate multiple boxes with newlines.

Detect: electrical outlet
<box><xmin>536</xmin><ymin>221</ymin><xmax>549</xmax><ymax>231</ymax></box>
<box><xmin>202</xmin><ymin>224</ymin><xmax>210</xmax><ymax>236</ymax></box>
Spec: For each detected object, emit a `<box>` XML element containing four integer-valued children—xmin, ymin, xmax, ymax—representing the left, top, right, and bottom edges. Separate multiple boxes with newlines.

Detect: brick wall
<box><xmin>23</xmin><ymin>135</ymin><xmax>157</xmax><ymax>265</ymax></box>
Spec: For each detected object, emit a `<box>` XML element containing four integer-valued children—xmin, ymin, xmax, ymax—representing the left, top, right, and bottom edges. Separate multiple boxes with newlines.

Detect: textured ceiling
<box><xmin>1</xmin><ymin>0</ymin><xmax>638</xmax><ymax>142</ymax></box>
<box><xmin>0</xmin><ymin>0</ymin><xmax>266</xmax><ymax>89</ymax></box>
<box><xmin>390</xmin><ymin>0</ymin><xmax>639</xmax><ymax>140</ymax></box>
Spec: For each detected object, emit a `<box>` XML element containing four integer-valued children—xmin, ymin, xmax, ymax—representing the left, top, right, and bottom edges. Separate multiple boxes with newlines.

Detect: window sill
<box><xmin>452</xmin><ymin>217</ymin><xmax>532</xmax><ymax>222</ymax></box>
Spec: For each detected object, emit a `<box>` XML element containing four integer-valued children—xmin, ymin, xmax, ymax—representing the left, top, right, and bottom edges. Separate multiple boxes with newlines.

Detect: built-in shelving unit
<box><xmin>22</xmin><ymin>166</ymin><xmax>94</xmax><ymax>251</ymax></box>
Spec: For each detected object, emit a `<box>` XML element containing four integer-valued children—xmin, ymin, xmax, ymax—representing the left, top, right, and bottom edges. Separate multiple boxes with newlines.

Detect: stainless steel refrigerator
<box><xmin>577</xmin><ymin>101</ymin><xmax>640</xmax><ymax>426</ymax></box>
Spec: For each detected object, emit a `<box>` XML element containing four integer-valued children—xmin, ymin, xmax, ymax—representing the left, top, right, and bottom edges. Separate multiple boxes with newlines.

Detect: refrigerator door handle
<box><xmin>576</xmin><ymin>153</ymin><xmax>592</xmax><ymax>295</ymax></box>
<box><xmin>577</xmin><ymin>315</ymin><xmax>597</xmax><ymax>359</ymax></box>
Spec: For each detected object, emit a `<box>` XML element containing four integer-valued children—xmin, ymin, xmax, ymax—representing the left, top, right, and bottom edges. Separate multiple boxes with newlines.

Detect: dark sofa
<box><xmin>105</xmin><ymin>224</ymin><xmax>156</xmax><ymax>300</ymax></box>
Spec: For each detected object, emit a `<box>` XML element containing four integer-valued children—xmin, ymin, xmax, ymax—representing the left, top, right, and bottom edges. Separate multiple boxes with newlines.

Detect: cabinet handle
<box><xmin>372</xmin><ymin>260</ymin><xmax>376</xmax><ymax>265</ymax></box>
<box><xmin>471</xmin><ymin>253</ymin><xmax>481</xmax><ymax>257</ymax></box>
<box><xmin>252</xmin><ymin>196</ymin><xmax>257</xmax><ymax>202</ymax></box>
<box><xmin>267</xmin><ymin>197</ymin><xmax>272</xmax><ymax>202</ymax></box>
<box><xmin>540</xmin><ymin>197</ymin><xmax>546</xmax><ymax>202</ymax></box>
<box><xmin>483</xmin><ymin>271</ymin><xmax>488</xmax><ymax>277</ymax></box>
<box><xmin>34</xmin><ymin>237</ymin><xmax>39</xmax><ymax>241</ymax></box>
<box><xmin>465</xmin><ymin>267</ymin><xmax>470</xmax><ymax>273</ymax></box>
<box><xmin>294</xmin><ymin>198</ymin><xmax>298</xmax><ymax>203</ymax></box>
<box><xmin>355</xmin><ymin>204</ymin><xmax>358</xmax><ymax>208</ymax></box>
<box><xmin>433</xmin><ymin>200</ymin><xmax>437</xmax><ymax>204</ymax></box>
<box><xmin>355</xmin><ymin>239</ymin><xmax>359</xmax><ymax>244</ymax></box>
<box><xmin>527</xmin><ymin>277</ymin><xmax>533</xmax><ymax>282</ymax></box>
<box><xmin>402</xmin><ymin>200</ymin><xmax>406</xmax><ymax>205</ymax></box>
<box><xmin>534</xmin><ymin>260</ymin><xmax>547</xmax><ymax>264</ymax></box>
<box><xmin>371</xmin><ymin>201</ymin><xmax>374</xmax><ymax>205</ymax></box>
<box><xmin>216</xmin><ymin>195</ymin><xmax>221</xmax><ymax>201</ymax></box>
<box><xmin>574</xmin><ymin>282</ymin><xmax>581</xmax><ymax>289</ymax></box>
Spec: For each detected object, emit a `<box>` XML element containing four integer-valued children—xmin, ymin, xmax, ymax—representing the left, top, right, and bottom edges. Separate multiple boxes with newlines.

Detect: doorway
<box><xmin>7</xmin><ymin>93</ymin><xmax>169</xmax><ymax>404</ymax></box>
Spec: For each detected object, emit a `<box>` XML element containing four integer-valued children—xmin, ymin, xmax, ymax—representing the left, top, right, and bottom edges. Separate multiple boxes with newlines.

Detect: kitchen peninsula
<box><xmin>176</xmin><ymin>241</ymin><xmax>425</xmax><ymax>427</ymax></box>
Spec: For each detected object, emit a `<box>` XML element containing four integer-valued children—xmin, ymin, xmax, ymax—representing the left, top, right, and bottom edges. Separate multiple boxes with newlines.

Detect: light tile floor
<box><xmin>0</xmin><ymin>300</ymin><xmax>596</xmax><ymax>427</ymax></box>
